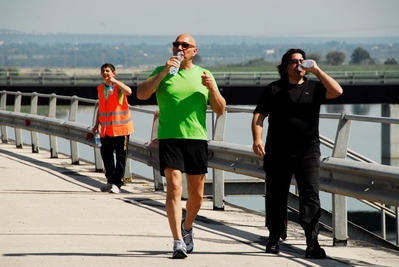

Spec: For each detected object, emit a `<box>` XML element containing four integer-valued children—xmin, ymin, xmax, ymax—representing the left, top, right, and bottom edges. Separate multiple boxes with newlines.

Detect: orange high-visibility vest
<box><xmin>97</xmin><ymin>84</ymin><xmax>134</xmax><ymax>137</ymax></box>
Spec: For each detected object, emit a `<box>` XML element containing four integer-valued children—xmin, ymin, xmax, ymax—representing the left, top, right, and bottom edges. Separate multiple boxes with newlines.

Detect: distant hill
<box><xmin>1</xmin><ymin>30</ymin><xmax>399</xmax><ymax>46</ymax></box>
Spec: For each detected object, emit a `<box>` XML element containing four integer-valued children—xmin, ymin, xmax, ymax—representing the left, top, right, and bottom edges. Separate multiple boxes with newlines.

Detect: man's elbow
<box><xmin>136</xmin><ymin>89</ymin><xmax>148</xmax><ymax>100</ymax></box>
<box><xmin>334</xmin><ymin>88</ymin><xmax>344</xmax><ymax>98</ymax></box>
<box><xmin>136</xmin><ymin>93</ymin><xmax>145</xmax><ymax>100</ymax></box>
<box><xmin>214</xmin><ymin>106</ymin><xmax>226</xmax><ymax>115</ymax></box>
<box><xmin>327</xmin><ymin>87</ymin><xmax>343</xmax><ymax>99</ymax></box>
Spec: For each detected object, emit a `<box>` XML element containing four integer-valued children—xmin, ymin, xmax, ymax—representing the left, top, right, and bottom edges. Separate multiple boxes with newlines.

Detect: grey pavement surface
<box><xmin>1</xmin><ymin>142</ymin><xmax>399</xmax><ymax>267</ymax></box>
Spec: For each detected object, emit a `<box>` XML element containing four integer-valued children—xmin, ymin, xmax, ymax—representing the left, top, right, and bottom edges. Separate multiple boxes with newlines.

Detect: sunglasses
<box><xmin>172</xmin><ymin>42</ymin><xmax>195</xmax><ymax>49</ymax></box>
<box><xmin>288</xmin><ymin>58</ymin><xmax>304</xmax><ymax>64</ymax></box>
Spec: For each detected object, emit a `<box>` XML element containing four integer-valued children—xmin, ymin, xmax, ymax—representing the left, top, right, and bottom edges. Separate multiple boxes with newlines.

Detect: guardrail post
<box><xmin>0</xmin><ymin>90</ymin><xmax>9</xmax><ymax>143</ymax></box>
<box><xmin>150</xmin><ymin>111</ymin><xmax>164</xmax><ymax>191</ymax></box>
<box><xmin>124</xmin><ymin>119</ymin><xmax>132</xmax><ymax>184</ymax></box>
<box><xmin>381</xmin><ymin>104</ymin><xmax>399</xmax><ymax>163</ymax></box>
<box><xmin>182</xmin><ymin>173</ymin><xmax>188</xmax><ymax>199</ymax></box>
<box><xmin>132</xmin><ymin>74</ymin><xmax>138</xmax><ymax>86</ymax></box>
<box><xmin>92</xmin><ymin>101</ymin><xmax>103</xmax><ymax>172</ymax></box>
<box><xmin>395</xmin><ymin>206</ymin><xmax>399</xmax><ymax>246</ymax></box>
<box><xmin>381</xmin><ymin>104</ymin><xmax>399</xmax><ymax>245</ymax></box>
<box><xmin>255</xmin><ymin>74</ymin><xmax>261</xmax><ymax>85</ymax></box>
<box><xmin>123</xmin><ymin>160</ymin><xmax>132</xmax><ymax>185</ymax></box>
<box><xmin>212</xmin><ymin>111</ymin><xmax>227</xmax><ymax>210</ymax></box>
<box><xmin>381</xmin><ymin>104</ymin><xmax>399</xmax><ymax>243</ymax></box>
<box><xmin>70</xmin><ymin>74</ymin><xmax>76</xmax><ymax>85</ymax></box>
<box><xmin>381</xmin><ymin>204</ymin><xmax>387</xmax><ymax>240</ymax></box>
<box><xmin>69</xmin><ymin>96</ymin><xmax>80</xmax><ymax>165</ymax></box>
<box><xmin>30</xmin><ymin>92</ymin><xmax>39</xmax><ymax>153</ymax></box>
<box><xmin>259</xmin><ymin>73</ymin><xmax>264</xmax><ymax>85</ymax></box>
<box><xmin>14</xmin><ymin>91</ymin><xmax>23</xmax><ymax>148</ymax></box>
<box><xmin>331</xmin><ymin>111</ymin><xmax>352</xmax><ymax>246</ymax></box>
<box><xmin>38</xmin><ymin>72</ymin><xmax>44</xmax><ymax>85</ymax></box>
<box><xmin>225</xmin><ymin>74</ymin><xmax>231</xmax><ymax>85</ymax></box>
<box><xmin>6</xmin><ymin>72</ymin><xmax>11</xmax><ymax>85</ymax></box>
<box><xmin>48</xmin><ymin>94</ymin><xmax>58</xmax><ymax>158</ymax></box>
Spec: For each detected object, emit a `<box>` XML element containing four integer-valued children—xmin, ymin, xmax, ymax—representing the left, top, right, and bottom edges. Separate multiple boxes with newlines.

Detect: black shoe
<box><xmin>305</xmin><ymin>245</ymin><xmax>326</xmax><ymax>259</ymax></box>
<box><xmin>265</xmin><ymin>236</ymin><xmax>280</xmax><ymax>254</ymax></box>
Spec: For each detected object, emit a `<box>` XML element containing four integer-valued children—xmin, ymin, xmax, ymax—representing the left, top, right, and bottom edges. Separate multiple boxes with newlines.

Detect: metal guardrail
<box><xmin>1</xmin><ymin>70</ymin><xmax>399</xmax><ymax>85</ymax></box>
<box><xmin>0</xmin><ymin>90</ymin><xmax>398</xmax><ymax>249</ymax></box>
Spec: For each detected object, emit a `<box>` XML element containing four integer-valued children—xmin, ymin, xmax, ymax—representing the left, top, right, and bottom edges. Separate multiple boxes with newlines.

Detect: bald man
<box><xmin>137</xmin><ymin>33</ymin><xmax>226</xmax><ymax>259</ymax></box>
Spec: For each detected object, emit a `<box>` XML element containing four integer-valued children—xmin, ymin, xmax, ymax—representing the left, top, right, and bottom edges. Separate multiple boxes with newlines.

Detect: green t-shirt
<box><xmin>150</xmin><ymin>65</ymin><xmax>217</xmax><ymax>140</ymax></box>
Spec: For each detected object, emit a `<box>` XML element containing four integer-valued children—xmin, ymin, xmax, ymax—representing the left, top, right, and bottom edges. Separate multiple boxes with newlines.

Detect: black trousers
<box><xmin>264</xmin><ymin>146</ymin><xmax>321</xmax><ymax>246</ymax></box>
<box><xmin>100</xmin><ymin>135</ymin><xmax>129</xmax><ymax>188</ymax></box>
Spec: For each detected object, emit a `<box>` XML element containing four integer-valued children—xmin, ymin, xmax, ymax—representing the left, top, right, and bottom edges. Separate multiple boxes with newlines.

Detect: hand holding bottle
<box><xmin>300</xmin><ymin>60</ymin><xmax>313</xmax><ymax>68</ymax></box>
<box><xmin>298</xmin><ymin>59</ymin><xmax>314</xmax><ymax>71</ymax></box>
<box><xmin>108</xmin><ymin>83</ymin><xmax>114</xmax><ymax>95</ymax></box>
<box><xmin>94</xmin><ymin>131</ymin><xmax>102</xmax><ymax>147</ymax></box>
<box><xmin>169</xmin><ymin>52</ymin><xmax>182</xmax><ymax>75</ymax></box>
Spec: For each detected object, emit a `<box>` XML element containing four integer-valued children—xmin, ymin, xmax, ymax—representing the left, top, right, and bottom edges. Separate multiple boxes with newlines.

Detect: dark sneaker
<box><xmin>181</xmin><ymin>220</ymin><xmax>194</xmax><ymax>253</ymax></box>
<box><xmin>265</xmin><ymin>235</ymin><xmax>280</xmax><ymax>254</ymax></box>
<box><xmin>172</xmin><ymin>240</ymin><xmax>188</xmax><ymax>259</ymax></box>
<box><xmin>100</xmin><ymin>183</ymin><xmax>112</xmax><ymax>192</ymax></box>
<box><xmin>305</xmin><ymin>246</ymin><xmax>326</xmax><ymax>259</ymax></box>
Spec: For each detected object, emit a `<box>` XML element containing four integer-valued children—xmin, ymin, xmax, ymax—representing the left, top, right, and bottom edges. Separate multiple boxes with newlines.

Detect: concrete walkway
<box><xmin>1</xmin><ymin>142</ymin><xmax>398</xmax><ymax>267</ymax></box>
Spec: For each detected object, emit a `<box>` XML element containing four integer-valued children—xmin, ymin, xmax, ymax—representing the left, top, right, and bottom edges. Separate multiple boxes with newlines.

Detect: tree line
<box><xmin>306</xmin><ymin>47</ymin><xmax>397</xmax><ymax>65</ymax></box>
<box><xmin>0</xmin><ymin>41</ymin><xmax>397</xmax><ymax>71</ymax></box>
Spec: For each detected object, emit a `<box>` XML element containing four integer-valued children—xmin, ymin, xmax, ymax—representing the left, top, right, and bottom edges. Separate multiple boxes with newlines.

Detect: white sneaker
<box><xmin>172</xmin><ymin>240</ymin><xmax>187</xmax><ymax>259</ymax></box>
<box><xmin>110</xmin><ymin>184</ymin><xmax>120</xmax><ymax>194</ymax></box>
<box><xmin>182</xmin><ymin>220</ymin><xmax>194</xmax><ymax>253</ymax></box>
<box><xmin>100</xmin><ymin>183</ymin><xmax>112</xmax><ymax>192</ymax></box>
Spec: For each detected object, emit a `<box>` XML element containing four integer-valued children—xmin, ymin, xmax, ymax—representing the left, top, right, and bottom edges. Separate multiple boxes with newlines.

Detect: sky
<box><xmin>1</xmin><ymin>0</ymin><xmax>399</xmax><ymax>38</ymax></box>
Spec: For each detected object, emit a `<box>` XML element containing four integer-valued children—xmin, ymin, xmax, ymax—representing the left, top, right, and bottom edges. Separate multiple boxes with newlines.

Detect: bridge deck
<box><xmin>1</xmin><ymin>142</ymin><xmax>398</xmax><ymax>267</ymax></box>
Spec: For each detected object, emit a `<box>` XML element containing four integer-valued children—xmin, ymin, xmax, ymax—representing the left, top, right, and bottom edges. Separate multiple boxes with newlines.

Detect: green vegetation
<box><xmin>384</xmin><ymin>58</ymin><xmax>398</xmax><ymax>65</ymax></box>
<box><xmin>206</xmin><ymin>58</ymin><xmax>278</xmax><ymax>72</ymax></box>
<box><xmin>0</xmin><ymin>67</ymin><xmax>19</xmax><ymax>75</ymax></box>
<box><xmin>0</xmin><ymin>40</ymin><xmax>397</xmax><ymax>76</ymax></box>
<box><xmin>326</xmin><ymin>51</ymin><xmax>346</xmax><ymax>66</ymax></box>
<box><xmin>205</xmin><ymin>47</ymin><xmax>397</xmax><ymax>73</ymax></box>
<box><xmin>0</xmin><ymin>41</ymin><xmax>398</xmax><ymax>70</ymax></box>
<box><xmin>350</xmin><ymin>47</ymin><xmax>372</xmax><ymax>64</ymax></box>
<box><xmin>206</xmin><ymin>60</ymin><xmax>399</xmax><ymax>73</ymax></box>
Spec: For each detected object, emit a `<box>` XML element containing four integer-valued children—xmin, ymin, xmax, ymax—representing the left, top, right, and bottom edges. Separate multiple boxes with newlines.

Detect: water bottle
<box><xmin>300</xmin><ymin>60</ymin><xmax>313</xmax><ymax>68</ymax></box>
<box><xmin>169</xmin><ymin>52</ymin><xmax>182</xmax><ymax>75</ymax></box>
<box><xmin>108</xmin><ymin>84</ymin><xmax>114</xmax><ymax>95</ymax></box>
<box><xmin>94</xmin><ymin>131</ymin><xmax>102</xmax><ymax>147</ymax></box>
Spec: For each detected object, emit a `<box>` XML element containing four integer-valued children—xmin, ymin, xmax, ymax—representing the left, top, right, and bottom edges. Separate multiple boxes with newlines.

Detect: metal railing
<box><xmin>0</xmin><ymin>90</ymin><xmax>398</xmax><ymax>250</ymax></box>
<box><xmin>1</xmin><ymin>70</ymin><xmax>399</xmax><ymax>85</ymax></box>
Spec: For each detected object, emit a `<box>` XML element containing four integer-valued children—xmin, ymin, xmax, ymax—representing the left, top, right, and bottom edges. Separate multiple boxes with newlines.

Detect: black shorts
<box><xmin>158</xmin><ymin>139</ymin><xmax>208</xmax><ymax>176</ymax></box>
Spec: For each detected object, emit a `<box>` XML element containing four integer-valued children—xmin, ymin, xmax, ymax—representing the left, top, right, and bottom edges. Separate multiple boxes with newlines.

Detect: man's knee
<box><xmin>188</xmin><ymin>188</ymin><xmax>203</xmax><ymax>203</ymax></box>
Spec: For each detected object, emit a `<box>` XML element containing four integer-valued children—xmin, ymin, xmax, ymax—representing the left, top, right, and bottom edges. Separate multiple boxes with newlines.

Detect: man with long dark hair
<box><xmin>251</xmin><ymin>48</ymin><xmax>343</xmax><ymax>259</ymax></box>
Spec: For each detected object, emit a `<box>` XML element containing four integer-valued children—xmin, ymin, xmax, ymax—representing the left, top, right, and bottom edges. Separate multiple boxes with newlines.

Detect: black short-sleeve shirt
<box><xmin>254</xmin><ymin>78</ymin><xmax>328</xmax><ymax>157</ymax></box>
